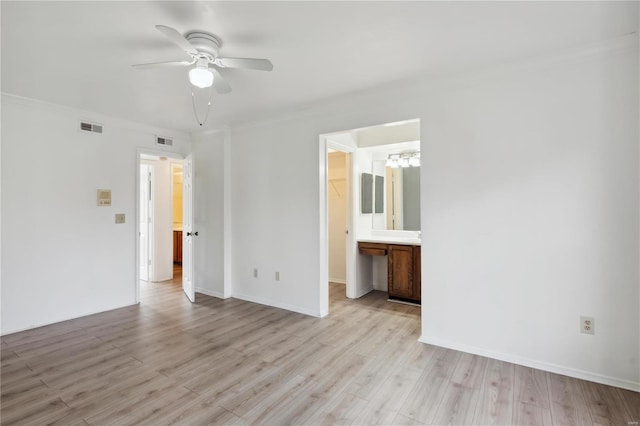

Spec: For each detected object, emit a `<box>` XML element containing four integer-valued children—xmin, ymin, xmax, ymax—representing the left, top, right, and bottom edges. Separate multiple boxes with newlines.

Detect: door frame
<box><xmin>319</xmin><ymin>135</ymin><xmax>356</xmax><ymax>316</ymax></box>
<box><xmin>135</xmin><ymin>148</ymin><xmax>188</xmax><ymax>304</ymax></box>
<box><xmin>139</xmin><ymin>161</ymin><xmax>154</xmax><ymax>282</ymax></box>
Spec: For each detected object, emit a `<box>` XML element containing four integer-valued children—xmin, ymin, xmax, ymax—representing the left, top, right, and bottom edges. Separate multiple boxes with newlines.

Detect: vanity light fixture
<box><xmin>409</xmin><ymin>152</ymin><xmax>420</xmax><ymax>167</ymax></box>
<box><xmin>386</xmin><ymin>152</ymin><xmax>420</xmax><ymax>168</ymax></box>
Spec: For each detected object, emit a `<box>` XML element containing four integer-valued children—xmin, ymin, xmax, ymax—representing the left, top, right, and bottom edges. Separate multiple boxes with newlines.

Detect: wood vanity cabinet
<box><xmin>358</xmin><ymin>242</ymin><xmax>421</xmax><ymax>303</ymax></box>
<box><xmin>388</xmin><ymin>245</ymin><xmax>421</xmax><ymax>302</ymax></box>
<box><xmin>173</xmin><ymin>230</ymin><xmax>182</xmax><ymax>264</ymax></box>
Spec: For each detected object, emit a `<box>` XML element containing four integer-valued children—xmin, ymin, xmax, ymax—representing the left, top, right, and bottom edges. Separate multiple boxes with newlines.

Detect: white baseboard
<box><xmin>353</xmin><ymin>286</ymin><xmax>373</xmax><ymax>299</ymax></box>
<box><xmin>418</xmin><ymin>335</ymin><xmax>640</xmax><ymax>392</ymax></box>
<box><xmin>329</xmin><ymin>278</ymin><xmax>346</xmax><ymax>284</ymax></box>
<box><xmin>195</xmin><ymin>287</ymin><xmax>226</xmax><ymax>299</ymax></box>
<box><xmin>231</xmin><ymin>292</ymin><xmax>323</xmax><ymax>318</ymax></box>
<box><xmin>1</xmin><ymin>302</ymin><xmax>139</xmax><ymax>336</ymax></box>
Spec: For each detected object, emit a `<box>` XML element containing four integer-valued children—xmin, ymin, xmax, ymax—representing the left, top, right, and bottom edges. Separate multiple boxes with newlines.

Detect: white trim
<box><xmin>223</xmin><ymin>126</ymin><xmax>233</xmax><ymax>298</ymax></box>
<box><xmin>232</xmin><ymin>292</ymin><xmax>323</xmax><ymax>318</ymax></box>
<box><xmin>0</xmin><ymin>302</ymin><xmax>139</xmax><ymax>337</ymax></box>
<box><xmin>195</xmin><ymin>287</ymin><xmax>225</xmax><ymax>299</ymax></box>
<box><xmin>320</xmin><ymin>136</ymin><xmax>358</xmax><ymax>318</ymax></box>
<box><xmin>354</xmin><ymin>286</ymin><xmax>373</xmax><ymax>299</ymax></box>
<box><xmin>319</xmin><ymin>136</ymin><xmax>330</xmax><ymax>317</ymax></box>
<box><xmin>418</xmin><ymin>335</ymin><xmax>640</xmax><ymax>392</ymax></box>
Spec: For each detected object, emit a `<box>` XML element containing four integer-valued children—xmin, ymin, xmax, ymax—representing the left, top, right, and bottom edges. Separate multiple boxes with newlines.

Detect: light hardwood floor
<box><xmin>1</xmin><ymin>275</ymin><xmax>638</xmax><ymax>425</ymax></box>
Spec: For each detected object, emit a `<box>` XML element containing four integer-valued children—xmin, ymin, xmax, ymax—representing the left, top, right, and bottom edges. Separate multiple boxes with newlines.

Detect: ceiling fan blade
<box><xmin>215</xmin><ymin>57</ymin><xmax>273</xmax><ymax>71</ymax></box>
<box><xmin>209</xmin><ymin>66</ymin><xmax>232</xmax><ymax>94</ymax></box>
<box><xmin>155</xmin><ymin>25</ymin><xmax>198</xmax><ymax>55</ymax></box>
<box><xmin>132</xmin><ymin>60</ymin><xmax>194</xmax><ymax>70</ymax></box>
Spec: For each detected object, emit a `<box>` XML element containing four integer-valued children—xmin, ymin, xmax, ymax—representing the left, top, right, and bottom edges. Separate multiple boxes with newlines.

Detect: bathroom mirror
<box><xmin>372</xmin><ymin>160</ymin><xmax>420</xmax><ymax>231</ymax></box>
<box><xmin>361</xmin><ymin>173</ymin><xmax>373</xmax><ymax>214</ymax></box>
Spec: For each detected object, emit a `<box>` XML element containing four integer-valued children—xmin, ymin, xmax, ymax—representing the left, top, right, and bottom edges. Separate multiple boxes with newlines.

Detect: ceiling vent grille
<box><xmin>156</xmin><ymin>136</ymin><xmax>173</xmax><ymax>146</ymax></box>
<box><xmin>80</xmin><ymin>121</ymin><xmax>103</xmax><ymax>134</ymax></box>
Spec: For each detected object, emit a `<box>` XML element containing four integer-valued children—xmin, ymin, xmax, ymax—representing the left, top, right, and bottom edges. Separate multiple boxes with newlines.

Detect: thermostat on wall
<box><xmin>97</xmin><ymin>189</ymin><xmax>112</xmax><ymax>206</ymax></box>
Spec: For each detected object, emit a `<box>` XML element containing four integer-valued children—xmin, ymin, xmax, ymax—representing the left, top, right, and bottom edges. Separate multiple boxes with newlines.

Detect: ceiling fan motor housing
<box><xmin>185</xmin><ymin>31</ymin><xmax>221</xmax><ymax>59</ymax></box>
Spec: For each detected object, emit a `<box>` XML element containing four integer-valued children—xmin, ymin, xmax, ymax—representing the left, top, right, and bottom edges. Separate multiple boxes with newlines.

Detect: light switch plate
<box><xmin>115</xmin><ymin>213</ymin><xmax>125</xmax><ymax>224</ymax></box>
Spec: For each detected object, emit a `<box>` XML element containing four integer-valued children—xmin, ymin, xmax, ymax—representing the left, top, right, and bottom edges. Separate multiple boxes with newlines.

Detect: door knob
<box><xmin>187</xmin><ymin>231</ymin><xmax>199</xmax><ymax>237</ymax></box>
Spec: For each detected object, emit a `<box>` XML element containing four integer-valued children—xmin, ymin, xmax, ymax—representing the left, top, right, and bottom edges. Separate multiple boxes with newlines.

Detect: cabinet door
<box><xmin>413</xmin><ymin>246</ymin><xmax>421</xmax><ymax>301</ymax></box>
<box><xmin>388</xmin><ymin>245</ymin><xmax>414</xmax><ymax>299</ymax></box>
<box><xmin>173</xmin><ymin>231</ymin><xmax>179</xmax><ymax>263</ymax></box>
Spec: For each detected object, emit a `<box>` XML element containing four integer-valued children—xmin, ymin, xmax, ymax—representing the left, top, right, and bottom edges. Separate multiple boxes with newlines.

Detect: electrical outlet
<box><xmin>253</xmin><ymin>268</ymin><xmax>258</xmax><ymax>278</ymax></box>
<box><xmin>275</xmin><ymin>271</ymin><xmax>280</xmax><ymax>281</ymax></box>
<box><xmin>580</xmin><ymin>316</ymin><xmax>595</xmax><ymax>335</ymax></box>
<box><xmin>115</xmin><ymin>213</ymin><xmax>125</xmax><ymax>224</ymax></box>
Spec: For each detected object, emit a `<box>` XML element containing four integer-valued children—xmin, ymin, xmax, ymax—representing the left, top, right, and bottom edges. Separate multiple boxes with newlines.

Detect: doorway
<box><xmin>328</xmin><ymin>150</ymin><xmax>349</xmax><ymax>299</ymax></box>
<box><xmin>136</xmin><ymin>150</ymin><xmax>193</xmax><ymax>304</ymax></box>
<box><xmin>319</xmin><ymin>119</ymin><xmax>422</xmax><ymax>316</ymax></box>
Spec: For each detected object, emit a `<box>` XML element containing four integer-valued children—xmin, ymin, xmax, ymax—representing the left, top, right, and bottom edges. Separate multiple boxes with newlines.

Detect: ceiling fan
<box><xmin>133</xmin><ymin>25</ymin><xmax>273</xmax><ymax>94</ymax></box>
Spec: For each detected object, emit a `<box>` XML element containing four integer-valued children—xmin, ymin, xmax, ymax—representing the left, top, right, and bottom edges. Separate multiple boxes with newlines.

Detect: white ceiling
<box><xmin>2</xmin><ymin>1</ymin><xmax>637</xmax><ymax>133</ymax></box>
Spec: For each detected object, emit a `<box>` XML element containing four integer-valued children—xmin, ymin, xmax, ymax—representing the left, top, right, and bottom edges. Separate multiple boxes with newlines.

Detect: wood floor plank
<box><xmin>352</xmin><ymin>364</ymin><xmax>423</xmax><ymax>425</ymax></box>
<box><xmin>450</xmin><ymin>352</ymin><xmax>488</xmax><ymax>389</ymax></box>
<box><xmin>0</xmin><ymin>271</ymin><xmax>634</xmax><ymax>426</ymax></box>
<box><xmin>513</xmin><ymin>401</ymin><xmax>553</xmax><ymax>425</ymax></box>
<box><xmin>0</xmin><ymin>395</ymin><xmax>69</xmax><ymax>426</ymax></box>
<box><xmin>548</xmin><ymin>374</ymin><xmax>593</xmax><ymax>425</ymax></box>
<box><xmin>432</xmin><ymin>383</ymin><xmax>480</xmax><ymax>425</ymax></box>
<box><xmin>617</xmin><ymin>387</ymin><xmax>640</xmax><ymax>422</ymax></box>
<box><xmin>514</xmin><ymin>364</ymin><xmax>551</xmax><ymax>409</ymax></box>
<box><xmin>581</xmin><ymin>379</ymin><xmax>635</xmax><ymax>425</ymax></box>
<box><xmin>471</xmin><ymin>358</ymin><xmax>515</xmax><ymax>425</ymax></box>
<box><xmin>391</xmin><ymin>412</ymin><xmax>427</xmax><ymax>425</ymax></box>
<box><xmin>304</xmin><ymin>391</ymin><xmax>369</xmax><ymax>426</ymax></box>
<box><xmin>399</xmin><ymin>346</ymin><xmax>462</xmax><ymax>424</ymax></box>
<box><xmin>165</xmin><ymin>401</ymin><xmax>245</xmax><ymax>426</ymax></box>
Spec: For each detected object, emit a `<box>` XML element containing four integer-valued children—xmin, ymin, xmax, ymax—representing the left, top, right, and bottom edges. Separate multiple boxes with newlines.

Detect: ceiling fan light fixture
<box><xmin>189</xmin><ymin>65</ymin><xmax>214</xmax><ymax>88</ymax></box>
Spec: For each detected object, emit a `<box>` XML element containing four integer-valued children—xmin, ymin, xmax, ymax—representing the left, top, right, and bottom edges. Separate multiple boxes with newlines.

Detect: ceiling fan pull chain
<box><xmin>190</xmin><ymin>85</ymin><xmax>215</xmax><ymax>126</ymax></box>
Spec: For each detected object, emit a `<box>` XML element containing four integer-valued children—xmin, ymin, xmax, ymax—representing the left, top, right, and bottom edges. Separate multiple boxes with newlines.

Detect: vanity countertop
<box><xmin>358</xmin><ymin>237</ymin><xmax>421</xmax><ymax>246</ymax></box>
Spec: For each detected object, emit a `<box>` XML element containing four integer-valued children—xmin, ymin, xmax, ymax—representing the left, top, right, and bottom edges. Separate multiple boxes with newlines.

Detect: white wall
<box><xmin>228</xmin><ymin>38</ymin><xmax>639</xmax><ymax>389</ymax></box>
<box><xmin>420</xmin><ymin>47</ymin><xmax>639</xmax><ymax>390</ymax></box>
<box><xmin>1</xmin><ymin>94</ymin><xmax>190</xmax><ymax>334</ymax></box>
<box><xmin>328</xmin><ymin>152</ymin><xmax>347</xmax><ymax>283</ymax></box>
<box><xmin>191</xmin><ymin>130</ymin><xmax>226</xmax><ymax>298</ymax></box>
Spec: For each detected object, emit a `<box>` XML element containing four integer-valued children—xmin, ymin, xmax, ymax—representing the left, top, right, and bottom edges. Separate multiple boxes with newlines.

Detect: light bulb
<box><xmin>189</xmin><ymin>67</ymin><xmax>214</xmax><ymax>88</ymax></box>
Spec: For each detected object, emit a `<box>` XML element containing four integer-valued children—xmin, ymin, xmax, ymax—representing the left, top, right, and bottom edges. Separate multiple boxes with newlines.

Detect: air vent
<box><xmin>156</xmin><ymin>136</ymin><xmax>173</xmax><ymax>146</ymax></box>
<box><xmin>80</xmin><ymin>121</ymin><xmax>103</xmax><ymax>134</ymax></box>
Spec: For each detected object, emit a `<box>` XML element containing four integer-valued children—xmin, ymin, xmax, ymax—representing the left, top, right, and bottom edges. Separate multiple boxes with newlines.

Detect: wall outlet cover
<box><xmin>115</xmin><ymin>213</ymin><xmax>125</xmax><ymax>224</ymax></box>
<box><xmin>580</xmin><ymin>316</ymin><xmax>595</xmax><ymax>335</ymax></box>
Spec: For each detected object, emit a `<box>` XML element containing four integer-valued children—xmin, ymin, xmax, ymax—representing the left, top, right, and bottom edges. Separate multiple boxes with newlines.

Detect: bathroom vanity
<box><xmin>358</xmin><ymin>239</ymin><xmax>421</xmax><ymax>304</ymax></box>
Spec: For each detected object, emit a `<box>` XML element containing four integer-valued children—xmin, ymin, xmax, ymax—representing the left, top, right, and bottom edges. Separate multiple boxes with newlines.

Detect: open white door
<box><xmin>182</xmin><ymin>153</ymin><xmax>195</xmax><ymax>302</ymax></box>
